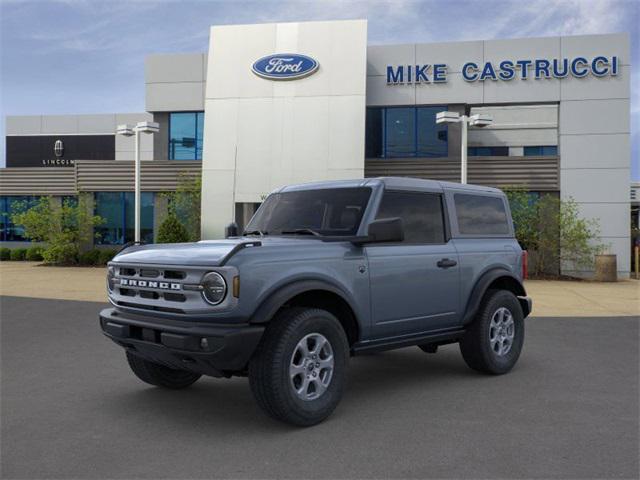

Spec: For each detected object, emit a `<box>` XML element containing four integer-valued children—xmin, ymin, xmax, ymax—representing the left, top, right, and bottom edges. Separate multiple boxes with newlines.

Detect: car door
<box><xmin>365</xmin><ymin>190</ymin><xmax>460</xmax><ymax>339</ymax></box>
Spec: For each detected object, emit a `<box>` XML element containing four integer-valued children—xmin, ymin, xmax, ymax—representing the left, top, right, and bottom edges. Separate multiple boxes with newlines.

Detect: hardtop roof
<box><xmin>277</xmin><ymin>177</ymin><xmax>504</xmax><ymax>195</ymax></box>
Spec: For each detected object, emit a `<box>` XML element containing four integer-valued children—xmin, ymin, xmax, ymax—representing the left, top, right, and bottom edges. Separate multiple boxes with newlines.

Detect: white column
<box><xmin>460</xmin><ymin>116</ymin><xmax>468</xmax><ymax>184</ymax></box>
<box><xmin>134</xmin><ymin>130</ymin><xmax>141</xmax><ymax>242</ymax></box>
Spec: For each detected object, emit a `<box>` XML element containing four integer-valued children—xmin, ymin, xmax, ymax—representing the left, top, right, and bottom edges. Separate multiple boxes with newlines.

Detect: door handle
<box><xmin>437</xmin><ymin>258</ymin><xmax>457</xmax><ymax>269</ymax></box>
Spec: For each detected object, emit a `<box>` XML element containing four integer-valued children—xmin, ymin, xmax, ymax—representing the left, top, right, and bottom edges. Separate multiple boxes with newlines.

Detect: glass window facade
<box><xmin>95</xmin><ymin>192</ymin><xmax>154</xmax><ymax>245</ymax></box>
<box><xmin>524</xmin><ymin>146</ymin><xmax>558</xmax><ymax>156</ymax></box>
<box><xmin>169</xmin><ymin>112</ymin><xmax>204</xmax><ymax>160</ymax></box>
<box><xmin>0</xmin><ymin>196</ymin><xmax>39</xmax><ymax>242</ymax></box>
<box><xmin>365</xmin><ymin>106</ymin><xmax>448</xmax><ymax>158</ymax></box>
<box><xmin>468</xmin><ymin>146</ymin><xmax>509</xmax><ymax>156</ymax></box>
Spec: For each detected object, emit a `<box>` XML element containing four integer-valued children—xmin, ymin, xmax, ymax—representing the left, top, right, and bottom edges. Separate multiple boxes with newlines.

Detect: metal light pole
<box><xmin>436</xmin><ymin>111</ymin><xmax>492</xmax><ymax>184</ymax></box>
<box><xmin>116</xmin><ymin>121</ymin><xmax>159</xmax><ymax>242</ymax></box>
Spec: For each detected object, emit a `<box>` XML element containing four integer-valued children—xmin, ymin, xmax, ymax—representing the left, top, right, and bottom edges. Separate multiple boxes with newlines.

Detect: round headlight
<box><xmin>107</xmin><ymin>266</ymin><xmax>115</xmax><ymax>293</ymax></box>
<box><xmin>201</xmin><ymin>272</ymin><xmax>227</xmax><ymax>305</ymax></box>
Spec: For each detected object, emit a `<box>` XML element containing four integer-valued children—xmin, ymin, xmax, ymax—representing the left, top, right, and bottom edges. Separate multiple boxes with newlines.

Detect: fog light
<box><xmin>200</xmin><ymin>338</ymin><xmax>209</xmax><ymax>350</ymax></box>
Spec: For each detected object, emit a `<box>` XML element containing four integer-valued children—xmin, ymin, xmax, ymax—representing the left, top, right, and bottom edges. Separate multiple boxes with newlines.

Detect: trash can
<box><xmin>594</xmin><ymin>254</ymin><xmax>617</xmax><ymax>282</ymax></box>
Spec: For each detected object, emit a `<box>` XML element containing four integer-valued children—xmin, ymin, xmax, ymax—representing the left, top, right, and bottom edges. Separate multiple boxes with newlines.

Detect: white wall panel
<box><xmin>366</xmin><ymin>44</ymin><xmax>415</xmax><ymax>76</ymax></box>
<box><xmin>77</xmin><ymin>114</ymin><xmax>116</xmax><ymax>134</ymax></box>
<box><xmin>201</xmin><ymin>20</ymin><xmax>367</xmax><ymax>238</ymax></box>
<box><xmin>6</xmin><ymin>116</ymin><xmax>41</xmax><ymax>134</ymax></box>
<box><xmin>560</xmin><ymin>65</ymin><xmax>630</xmax><ymax>101</ymax></box>
<box><xmin>575</xmin><ymin>203</ymin><xmax>630</xmax><ymax>239</ymax></box>
<box><xmin>468</xmin><ymin>128</ymin><xmax>557</xmax><ymax>147</ymax></box>
<box><xmin>415</xmin><ymin>73</ymin><xmax>483</xmax><ymax>104</ymax></box>
<box><xmin>483</xmin><ymin>37</ymin><xmax>561</xmax><ymax>64</ymax></box>
<box><xmin>146</xmin><ymin>82</ymin><xmax>205</xmax><ymax>112</ymax></box>
<box><xmin>366</xmin><ymin>75</ymin><xmax>414</xmax><ymax>106</ymax></box>
<box><xmin>415</xmin><ymin>41</ymin><xmax>483</xmax><ymax>73</ymax></box>
<box><xmin>41</xmin><ymin>116</ymin><xmax>78</xmax><ymax>134</ymax></box>
<box><xmin>560</xmin><ymin>134</ymin><xmax>629</xmax><ymax>169</ymax></box>
<box><xmin>146</xmin><ymin>53</ymin><xmax>205</xmax><ymax>83</ymax></box>
<box><xmin>483</xmin><ymin>77</ymin><xmax>561</xmax><ymax>103</ymax></box>
<box><xmin>560</xmin><ymin>99</ymin><xmax>629</xmax><ymax>135</ymax></box>
<box><xmin>560</xmin><ymin>168</ymin><xmax>629</xmax><ymax>203</ymax></box>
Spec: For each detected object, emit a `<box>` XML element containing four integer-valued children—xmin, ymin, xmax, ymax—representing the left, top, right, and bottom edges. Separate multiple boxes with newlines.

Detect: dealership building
<box><xmin>0</xmin><ymin>20</ymin><xmax>632</xmax><ymax>276</ymax></box>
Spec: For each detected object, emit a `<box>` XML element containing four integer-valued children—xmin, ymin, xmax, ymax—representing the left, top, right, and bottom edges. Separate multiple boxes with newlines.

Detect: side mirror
<box><xmin>365</xmin><ymin>217</ymin><xmax>404</xmax><ymax>243</ymax></box>
<box><xmin>225</xmin><ymin>222</ymin><xmax>239</xmax><ymax>238</ymax></box>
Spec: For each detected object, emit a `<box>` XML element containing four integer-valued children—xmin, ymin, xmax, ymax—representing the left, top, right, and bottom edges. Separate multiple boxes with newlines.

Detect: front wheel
<box><xmin>248</xmin><ymin>307</ymin><xmax>349</xmax><ymax>426</ymax></box>
<box><xmin>459</xmin><ymin>289</ymin><xmax>525</xmax><ymax>375</ymax></box>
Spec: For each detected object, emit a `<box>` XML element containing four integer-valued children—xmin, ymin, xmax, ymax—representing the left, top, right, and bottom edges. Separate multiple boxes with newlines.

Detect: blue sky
<box><xmin>1</xmin><ymin>0</ymin><xmax>638</xmax><ymax>178</ymax></box>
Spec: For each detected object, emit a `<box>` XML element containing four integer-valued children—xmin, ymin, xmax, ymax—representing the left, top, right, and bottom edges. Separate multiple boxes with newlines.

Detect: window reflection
<box><xmin>169</xmin><ymin>112</ymin><xmax>204</xmax><ymax>160</ymax></box>
<box><xmin>95</xmin><ymin>192</ymin><xmax>154</xmax><ymax>244</ymax></box>
<box><xmin>365</xmin><ymin>106</ymin><xmax>448</xmax><ymax>158</ymax></box>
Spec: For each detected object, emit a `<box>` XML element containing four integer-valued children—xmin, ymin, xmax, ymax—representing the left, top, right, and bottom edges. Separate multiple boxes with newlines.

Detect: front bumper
<box><xmin>99</xmin><ymin>308</ymin><xmax>264</xmax><ymax>377</ymax></box>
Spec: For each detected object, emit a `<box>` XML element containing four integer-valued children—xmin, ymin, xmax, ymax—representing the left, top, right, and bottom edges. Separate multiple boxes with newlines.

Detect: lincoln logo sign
<box><xmin>54</xmin><ymin>139</ymin><xmax>64</xmax><ymax>158</ymax></box>
<box><xmin>252</xmin><ymin>53</ymin><xmax>319</xmax><ymax>80</ymax></box>
<box><xmin>386</xmin><ymin>55</ymin><xmax>620</xmax><ymax>84</ymax></box>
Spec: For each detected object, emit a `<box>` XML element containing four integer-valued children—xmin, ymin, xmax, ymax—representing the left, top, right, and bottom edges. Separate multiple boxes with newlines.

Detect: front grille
<box><xmin>109</xmin><ymin>262</ymin><xmax>236</xmax><ymax>315</ymax></box>
<box><xmin>164</xmin><ymin>292</ymin><xmax>186</xmax><ymax>302</ymax></box>
<box><xmin>164</xmin><ymin>270</ymin><xmax>186</xmax><ymax>280</ymax></box>
<box><xmin>116</xmin><ymin>300</ymin><xmax>185</xmax><ymax>315</ymax></box>
<box><xmin>140</xmin><ymin>269</ymin><xmax>160</xmax><ymax>278</ymax></box>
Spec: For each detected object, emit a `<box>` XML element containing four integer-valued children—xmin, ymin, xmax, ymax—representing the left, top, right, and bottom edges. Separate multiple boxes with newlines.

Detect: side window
<box><xmin>454</xmin><ymin>194</ymin><xmax>510</xmax><ymax>235</ymax></box>
<box><xmin>375</xmin><ymin>191</ymin><xmax>446</xmax><ymax>244</ymax></box>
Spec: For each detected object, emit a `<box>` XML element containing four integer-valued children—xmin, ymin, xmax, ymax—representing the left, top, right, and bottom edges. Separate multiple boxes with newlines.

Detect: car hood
<box><xmin>111</xmin><ymin>237</ymin><xmax>324</xmax><ymax>266</ymax></box>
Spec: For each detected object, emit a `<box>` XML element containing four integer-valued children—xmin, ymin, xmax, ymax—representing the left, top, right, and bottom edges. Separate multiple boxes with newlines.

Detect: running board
<box><xmin>352</xmin><ymin>328</ymin><xmax>466</xmax><ymax>355</ymax></box>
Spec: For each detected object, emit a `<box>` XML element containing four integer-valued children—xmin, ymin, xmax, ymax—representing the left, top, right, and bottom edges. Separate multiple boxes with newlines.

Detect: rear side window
<box><xmin>375</xmin><ymin>191</ymin><xmax>445</xmax><ymax>244</ymax></box>
<box><xmin>454</xmin><ymin>194</ymin><xmax>510</xmax><ymax>235</ymax></box>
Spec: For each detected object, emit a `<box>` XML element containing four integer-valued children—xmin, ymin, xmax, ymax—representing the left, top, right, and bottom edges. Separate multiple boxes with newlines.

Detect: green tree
<box><xmin>163</xmin><ymin>173</ymin><xmax>201</xmax><ymax>241</ymax></box>
<box><xmin>157</xmin><ymin>213</ymin><xmax>190</xmax><ymax>243</ymax></box>
<box><xmin>504</xmin><ymin>188</ymin><xmax>604</xmax><ymax>277</ymax></box>
<box><xmin>11</xmin><ymin>197</ymin><xmax>104</xmax><ymax>265</ymax></box>
<box><xmin>558</xmin><ymin>198</ymin><xmax>606</xmax><ymax>271</ymax></box>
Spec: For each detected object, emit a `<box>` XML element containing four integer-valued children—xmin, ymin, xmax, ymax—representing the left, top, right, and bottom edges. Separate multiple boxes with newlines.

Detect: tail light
<box><xmin>521</xmin><ymin>250</ymin><xmax>528</xmax><ymax>280</ymax></box>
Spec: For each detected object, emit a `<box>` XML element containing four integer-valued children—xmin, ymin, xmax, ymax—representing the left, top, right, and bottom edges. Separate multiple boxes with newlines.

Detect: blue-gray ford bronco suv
<box><xmin>100</xmin><ymin>177</ymin><xmax>532</xmax><ymax>426</ymax></box>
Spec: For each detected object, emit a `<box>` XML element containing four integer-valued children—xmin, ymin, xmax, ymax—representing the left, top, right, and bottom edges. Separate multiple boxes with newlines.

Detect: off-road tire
<box><xmin>459</xmin><ymin>289</ymin><xmax>525</xmax><ymax>375</ymax></box>
<box><xmin>126</xmin><ymin>351</ymin><xmax>201</xmax><ymax>389</ymax></box>
<box><xmin>248</xmin><ymin>307</ymin><xmax>349</xmax><ymax>427</ymax></box>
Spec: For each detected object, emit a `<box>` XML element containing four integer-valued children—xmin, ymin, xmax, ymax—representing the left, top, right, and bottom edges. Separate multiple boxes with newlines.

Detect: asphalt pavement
<box><xmin>1</xmin><ymin>296</ymin><xmax>638</xmax><ymax>479</ymax></box>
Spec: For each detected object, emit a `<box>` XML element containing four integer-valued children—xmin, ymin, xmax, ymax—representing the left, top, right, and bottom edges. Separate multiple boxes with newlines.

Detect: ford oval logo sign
<box><xmin>252</xmin><ymin>53</ymin><xmax>319</xmax><ymax>80</ymax></box>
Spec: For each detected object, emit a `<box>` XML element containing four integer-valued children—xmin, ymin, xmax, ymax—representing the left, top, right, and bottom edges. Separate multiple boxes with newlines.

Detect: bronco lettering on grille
<box><xmin>119</xmin><ymin>278</ymin><xmax>181</xmax><ymax>290</ymax></box>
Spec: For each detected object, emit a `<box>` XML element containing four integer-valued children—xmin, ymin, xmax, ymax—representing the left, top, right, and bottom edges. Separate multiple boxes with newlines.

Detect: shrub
<box><xmin>504</xmin><ymin>188</ymin><xmax>604</xmax><ymax>277</ymax></box>
<box><xmin>157</xmin><ymin>213</ymin><xmax>190</xmax><ymax>243</ymax></box>
<box><xmin>98</xmin><ymin>249</ymin><xmax>118</xmax><ymax>265</ymax></box>
<box><xmin>162</xmin><ymin>174</ymin><xmax>202</xmax><ymax>241</ymax></box>
<box><xmin>79</xmin><ymin>249</ymin><xmax>102</xmax><ymax>266</ymax></box>
<box><xmin>25</xmin><ymin>246</ymin><xmax>44</xmax><ymax>261</ymax></box>
<box><xmin>11</xmin><ymin>196</ymin><xmax>104</xmax><ymax>265</ymax></box>
<box><xmin>10</xmin><ymin>248</ymin><xmax>27</xmax><ymax>261</ymax></box>
<box><xmin>42</xmin><ymin>243</ymin><xmax>79</xmax><ymax>265</ymax></box>
<box><xmin>0</xmin><ymin>248</ymin><xmax>10</xmax><ymax>261</ymax></box>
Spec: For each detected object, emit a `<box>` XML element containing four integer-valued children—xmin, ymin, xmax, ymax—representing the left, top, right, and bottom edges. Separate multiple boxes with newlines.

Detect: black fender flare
<box><xmin>462</xmin><ymin>268</ymin><xmax>529</xmax><ymax>325</ymax></box>
<box><xmin>248</xmin><ymin>279</ymin><xmax>357</xmax><ymax>325</ymax></box>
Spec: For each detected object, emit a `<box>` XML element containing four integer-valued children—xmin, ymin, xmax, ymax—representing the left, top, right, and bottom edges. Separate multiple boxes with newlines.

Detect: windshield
<box><xmin>245</xmin><ymin>187</ymin><xmax>372</xmax><ymax>237</ymax></box>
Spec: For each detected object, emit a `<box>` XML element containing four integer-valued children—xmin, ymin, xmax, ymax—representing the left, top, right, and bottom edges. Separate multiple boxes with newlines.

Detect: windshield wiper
<box><xmin>243</xmin><ymin>229</ymin><xmax>267</xmax><ymax>236</ymax></box>
<box><xmin>281</xmin><ymin>228</ymin><xmax>322</xmax><ymax>237</ymax></box>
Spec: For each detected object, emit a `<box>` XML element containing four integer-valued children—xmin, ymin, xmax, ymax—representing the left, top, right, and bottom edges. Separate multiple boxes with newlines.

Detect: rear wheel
<box><xmin>459</xmin><ymin>289</ymin><xmax>525</xmax><ymax>374</ymax></box>
<box><xmin>248</xmin><ymin>307</ymin><xmax>349</xmax><ymax>426</ymax></box>
<box><xmin>126</xmin><ymin>351</ymin><xmax>201</xmax><ymax>389</ymax></box>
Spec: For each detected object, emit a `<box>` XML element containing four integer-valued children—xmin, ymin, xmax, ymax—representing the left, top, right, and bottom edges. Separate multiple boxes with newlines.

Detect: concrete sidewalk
<box><xmin>0</xmin><ymin>261</ymin><xmax>638</xmax><ymax>317</ymax></box>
